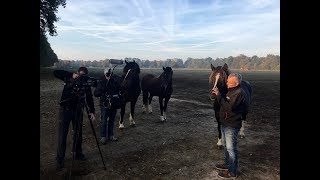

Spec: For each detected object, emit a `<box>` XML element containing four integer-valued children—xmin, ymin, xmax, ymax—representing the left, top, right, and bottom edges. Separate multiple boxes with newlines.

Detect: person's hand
<box><xmin>212</xmin><ymin>87</ymin><xmax>220</xmax><ymax>96</ymax></box>
<box><xmin>73</xmin><ymin>73</ymin><xmax>79</xmax><ymax>79</ymax></box>
<box><xmin>89</xmin><ymin>113</ymin><xmax>95</xmax><ymax>121</ymax></box>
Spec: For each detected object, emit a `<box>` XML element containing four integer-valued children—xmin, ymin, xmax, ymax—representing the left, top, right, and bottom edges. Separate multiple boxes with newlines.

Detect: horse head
<box><xmin>161</xmin><ymin>67</ymin><xmax>173</xmax><ymax>90</ymax></box>
<box><xmin>122</xmin><ymin>60</ymin><xmax>141</xmax><ymax>90</ymax></box>
<box><xmin>209</xmin><ymin>63</ymin><xmax>229</xmax><ymax>100</ymax></box>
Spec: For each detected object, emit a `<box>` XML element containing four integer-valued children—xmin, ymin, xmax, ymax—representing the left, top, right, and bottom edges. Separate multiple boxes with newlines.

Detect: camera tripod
<box><xmin>69</xmin><ymin>98</ymin><xmax>106</xmax><ymax>179</ymax></box>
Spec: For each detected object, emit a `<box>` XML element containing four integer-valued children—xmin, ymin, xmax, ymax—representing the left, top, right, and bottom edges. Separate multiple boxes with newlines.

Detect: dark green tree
<box><xmin>40</xmin><ymin>0</ymin><xmax>66</xmax><ymax>66</ymax></box>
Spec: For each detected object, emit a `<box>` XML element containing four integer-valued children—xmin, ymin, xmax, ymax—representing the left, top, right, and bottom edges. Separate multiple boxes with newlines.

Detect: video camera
<box><xmin>72</xmin><ymin>74</ymin><xmax>97</xmax><ymax>93</ymax></box>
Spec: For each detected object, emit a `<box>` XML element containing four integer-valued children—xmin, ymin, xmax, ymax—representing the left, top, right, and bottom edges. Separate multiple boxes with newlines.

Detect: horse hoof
<box><xmin>240</xmin><ymin>135</ymin><xmax>245</xmax><ymax>139</ymax></box>
<box><xmin>130</xmin><ymin>124</ymin><xmax>136</xmax><ymax>127</ymax></box>
<box><xmin>217</xmin><ymin>145</ymin><xmax>224</xmax><ymax>150</ymax></box>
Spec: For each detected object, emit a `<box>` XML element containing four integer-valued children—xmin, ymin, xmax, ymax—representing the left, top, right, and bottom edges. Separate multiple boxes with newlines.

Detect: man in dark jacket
<box><xmin>212</xmin><ymin>73</ymin><xmax>247</xmax><ymax>178</ymax></box>
<box><xmin>94</xmin><ymin>68</ymin><xmax>122</xmax><ymax>144</ymax></box>
<box><xmin>53</xmin><ymin>67</ymin><xmax>96</xmax><ymax>170</ymax></box>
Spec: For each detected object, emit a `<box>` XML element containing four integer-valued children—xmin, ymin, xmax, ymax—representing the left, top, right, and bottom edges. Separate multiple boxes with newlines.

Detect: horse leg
<box><xmin>215</xmin><ymin>112</ymin><xmax>224</xmax><ymax>149</ymax></box>
<box><xmin>159</xmin><ymin>97</ymin><xmax>165</xmax><ymax>122</ymax></box>
<box><xmin>148</xmin><ymin>95</ymin><xmax>153</xmax><ymax>114</ymax></box>
<box><xmin>142</xmin><ymin>90</ymin><xmax>148</xmax><ymax>113</ymax></box>
<box><xmin>129</xmin><ymin>100</ymin><xmax>137</xmax><ymax>126</ymax></box>
<box><xmin>239</xmin><ymin>120</ymin><xmax>245</xmax><ymax>138</ymax></box>
<box><xmin>216</xmin><ymin>120</ymin><xmax>224</xmax><ymax>149</ymax></box>
<box><xmin>163</xmin><ymin>95</ymin><xmax>170</xmax><ymax>120</ymax></box>
<box><xmin>119</xmin><ymin>103</ymin><xmax>126</xmax><ymax>129</ymax></box>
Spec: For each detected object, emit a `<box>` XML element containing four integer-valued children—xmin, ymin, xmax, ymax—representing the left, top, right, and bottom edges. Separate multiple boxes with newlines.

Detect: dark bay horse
<box><xmin>115</xmin><ymin>60</ymin><xmax>141</xmax><ymax>128</ymax></box>
<box><xmin>209</xmin><ymin>63</ymin><xmax>252</xmax><ymax>149</ymax></box>
<box><xmin>141</xmin><ymin>67</ymin><xmax>173</xmax><ymax>121</ymax></box>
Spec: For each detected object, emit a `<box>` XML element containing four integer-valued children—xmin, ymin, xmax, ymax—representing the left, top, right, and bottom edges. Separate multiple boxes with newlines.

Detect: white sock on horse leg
<box><xmin>217</xmin><ymin>138</ymin><xmax>223</xmax><ymax>146</ymax></box>
<box><xmin>142</xmin><ymin>104</ymin><xmax>146</xmax><ymax>112</ymax></box>
<box><xmin>163</xmin><ymin>112</ymin><xmax>166</xmax><ymax>120</ymax></box>
<box><xmin>129</xmin><ymin>113</ymin><xmax>135</xmax><ymax>125</ymax></box>
<box><xmin>160</xmin><ymin>115</ymin><xmax>165</xmax><ymax>121</ymax></box>
<box><xmin>119</xmin><ymin>117</ymin><xmax>124</xmax><ymax>128</ymax></box>
<box><xmin>240</xmin><ymin>121</ymin><xmax>245</xmax><ymax>137</ymax></box>
<box><xmin>148</xmin><ymin>105</ymin><xmax>152</xmax><ymax>113</ymax></box>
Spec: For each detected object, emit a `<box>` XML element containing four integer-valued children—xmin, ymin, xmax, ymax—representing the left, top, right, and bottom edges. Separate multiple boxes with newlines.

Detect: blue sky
<box><xmin>48</xmin><ymin>0</ymin><xmax>280</xmax><ymax>61</ymax></box>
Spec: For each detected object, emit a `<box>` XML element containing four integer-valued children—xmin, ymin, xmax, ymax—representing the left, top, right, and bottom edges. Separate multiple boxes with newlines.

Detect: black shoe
<box><xmin>75</xmin><ymin>153</ymin><xmax>87</xmax><ymax>161</ymax></box>
<box><xmin>100</xmin><ymin>137</ymin><xmax>107</xmax><ymax>145</ymax></box>
<box><xmin>108</xmin><ymin>136</ymin><xmax>118</xmax><ymax>142</ymax></box>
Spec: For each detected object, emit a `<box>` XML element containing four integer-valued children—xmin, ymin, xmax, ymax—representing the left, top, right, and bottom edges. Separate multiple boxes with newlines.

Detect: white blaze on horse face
<box><xmin>213</xmin><ymin>73</ymin><xmax>220</xmax><ymax>90</ymax></box>
<box><xmin>124</xmin><ymin>69</ymin><xmax>131</xmax><ymax>80</ymax></box>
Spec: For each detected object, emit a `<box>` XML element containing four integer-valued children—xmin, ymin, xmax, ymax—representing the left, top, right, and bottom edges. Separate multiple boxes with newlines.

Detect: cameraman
<box><xmin>53</xmin><ymin>67</ymin><xmax>96</xmax><ymax>170</ymax></box>
<box><xmin>94</xmin><ymin>68</ymin><xmax>122</xmax><ymax>144</ymax></box>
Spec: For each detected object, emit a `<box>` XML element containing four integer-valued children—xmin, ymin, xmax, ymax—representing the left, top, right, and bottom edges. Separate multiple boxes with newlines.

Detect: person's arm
<box><xmin>217</xmin><ymin>91</ymin><xmax>245</xmax><ymax>112</ymax></box>
<box><xmin>85</xmin><ymin>87</ymin><xmax>95</xmax><ymax>114</ymax></box>
<box><xmin>53</xmin><ymin>70</ymin><xmax>72</xmax><ymax>81</ymax></box>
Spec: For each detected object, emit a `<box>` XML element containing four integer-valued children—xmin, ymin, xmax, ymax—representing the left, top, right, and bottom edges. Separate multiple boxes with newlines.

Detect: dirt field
<box><xmin>40</xmin><ymin>68</ymin><xmax>280</xmax><ymax>180</ymax></box>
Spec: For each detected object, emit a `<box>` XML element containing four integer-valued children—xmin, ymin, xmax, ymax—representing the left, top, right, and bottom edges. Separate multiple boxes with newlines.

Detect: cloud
<box><xmin>48</xmin><ymin>0</ymin><xmax>280</xmax><ymax>60</ymax></box>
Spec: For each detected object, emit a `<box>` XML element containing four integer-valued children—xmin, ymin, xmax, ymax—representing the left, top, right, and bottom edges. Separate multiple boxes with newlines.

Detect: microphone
<box><xmin>109</xmin><ymin>59</ymin><xmax>124</xmax><ymax>65</ymax></box>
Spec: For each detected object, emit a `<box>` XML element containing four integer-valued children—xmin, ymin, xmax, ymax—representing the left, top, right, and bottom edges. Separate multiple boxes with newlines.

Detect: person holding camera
<box><xmin>53</xmin><ymin>67</ymin><xmax>96</xmax><ymax>170</ymax></box>
<box><xmin>94</xmin><ymin>68</ymin><xmax>123</xmax><ymax>144</ymax></box>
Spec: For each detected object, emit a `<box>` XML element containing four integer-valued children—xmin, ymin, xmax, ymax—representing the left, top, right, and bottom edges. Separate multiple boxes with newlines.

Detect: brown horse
<box><xmin>209</xmin><ymin>63</ymin><xmax>252</xmax><ymax>149</ymax></box>
<box><xmin>141</xmin><ymin>67</ymin><xmax>173</xmax><ymax>121</ymax></box>
<box><xmin>114</xmin><ymin>60</ymin><xmax>141</xmax><ymax>128</ymax></box>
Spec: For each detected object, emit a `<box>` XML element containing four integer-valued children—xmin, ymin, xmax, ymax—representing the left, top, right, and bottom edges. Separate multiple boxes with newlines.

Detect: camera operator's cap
<box><xmin>104</xmin><ymin>68</ymin><xmax>112</xmax><ymax>75</ymax></box>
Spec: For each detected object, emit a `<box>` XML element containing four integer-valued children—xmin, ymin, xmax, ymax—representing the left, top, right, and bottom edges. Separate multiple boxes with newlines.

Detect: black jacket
<box><xmin>53</xmin><ymin>70</ymin><xmax>95</xmax><ymax>114</ymax></box>
<box><xmin>216</xmin><ymin>85</ymin><xmax>247</xmax><ymax>129</ymax></box>
<box><xmin>94</xmin><ymin>76</ymin><xmax>122</xmax><ymax>107</ymax></box>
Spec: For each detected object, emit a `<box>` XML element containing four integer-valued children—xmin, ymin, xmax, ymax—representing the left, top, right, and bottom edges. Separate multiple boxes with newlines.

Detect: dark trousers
<box><xmin>100</xmin><ymin>107</ymin><xmax>117</xmax><ymax>138</ymax></box>
<box><xmin>56</xmin><ymin>104</ymin><xmax>84</xmax><ymax>163</ymax></box>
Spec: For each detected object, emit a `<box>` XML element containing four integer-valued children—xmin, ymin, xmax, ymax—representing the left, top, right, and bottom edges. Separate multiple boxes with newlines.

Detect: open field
<box><xmin>40</xmin><ymin>68</ymin><xmax>280</xmax><ymax>180</ymax></box>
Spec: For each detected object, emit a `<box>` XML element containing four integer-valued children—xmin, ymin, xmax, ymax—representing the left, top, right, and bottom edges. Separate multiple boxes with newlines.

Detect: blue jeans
<box><xmin>100</xmin><ymin>107</ymin><xmax>117</xmax><ymax>139</ymax></box>
<box><xmin>221</xmin><ymin>125</ymin><xmax>240</xmax><ymax>175</ymax></box>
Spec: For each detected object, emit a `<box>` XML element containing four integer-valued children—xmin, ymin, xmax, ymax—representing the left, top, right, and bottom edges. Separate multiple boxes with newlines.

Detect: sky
<box><xmin>47</xmin><ymin>0</ymin><xmax>280</xmax><ymax>61</ymax></box>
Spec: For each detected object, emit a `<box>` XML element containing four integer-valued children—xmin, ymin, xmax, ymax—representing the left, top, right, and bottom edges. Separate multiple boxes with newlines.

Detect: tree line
<box><xmin>53</xmin><ymin>54</ymin><xmax>280</xmax><ymax>70</ymax></box>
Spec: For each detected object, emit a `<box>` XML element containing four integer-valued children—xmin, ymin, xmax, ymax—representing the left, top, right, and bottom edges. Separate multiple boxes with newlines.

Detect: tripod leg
<box><xmin>84</xmin><ymin>104</ymin><xmax>107</xmax><ymax>170</ymax></box>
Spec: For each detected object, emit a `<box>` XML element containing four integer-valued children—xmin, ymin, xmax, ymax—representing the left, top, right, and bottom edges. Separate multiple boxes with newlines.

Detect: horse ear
<box><xmin>163</xmin><ymin>67</ymin><xmax>165</xmax><ymax>71</ymax></box>
<box><xmin>125</xmin><ymin>60</ymin><xmax>128</xmax><ymax>64</ymax></box>
<box><xmin>211</xmin><ymin>64</ymin><xmax>215</xmax><ymax>71</ymax></box>
<box><xmin>222</xmin><ymin>63</ymin><xmax>228</xmax><ymax>71</ymax></box>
